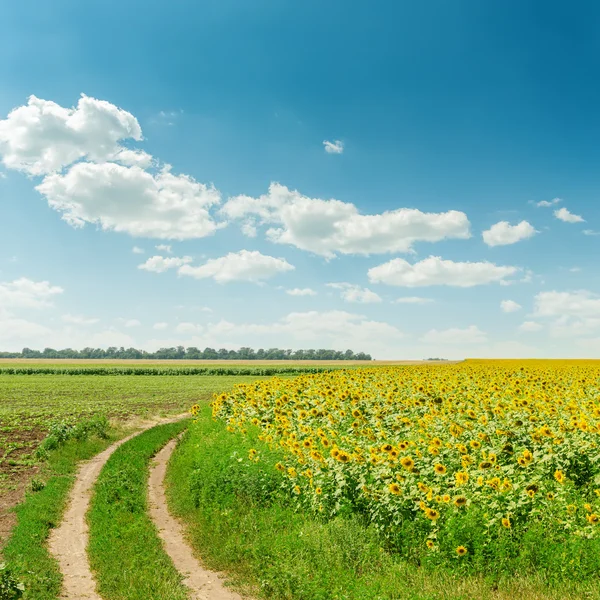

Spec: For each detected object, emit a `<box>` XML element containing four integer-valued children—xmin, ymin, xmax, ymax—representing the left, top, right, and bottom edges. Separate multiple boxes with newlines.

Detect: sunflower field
<box><xmin>209</xmin><ymin>360</ymin><xmax>600</xmax><ymax>574</ymax></box>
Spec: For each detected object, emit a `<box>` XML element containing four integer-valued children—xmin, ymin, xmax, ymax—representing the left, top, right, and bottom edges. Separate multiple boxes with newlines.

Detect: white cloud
<box><xmin>583</xmin><ymin>229</ymin><xmax>600</xmax><ymax>236</ymax></box>
<box><xmin>138</xmin><ymin>255</ymin><xmax>192</xmax><ymax>273</ymax></box>
<box><xmin>0</xmin><ymin>313</ymin><xmax>52</xmax><ymax>344</ymax></box>
<box><xmin>222</xmin><ymin>183</ymin><xmax>471</xmax><ymax>257</ymax></box>
<box><xmin>535</xmin><ymin>198</ymin><xmax>561</xmax><ymax>207</ymax></box>
<box><xmin>0</xmin><ymin>94</ymin><xmax>143</xmax><ymax>175</ymax></box>
<box><xmin>132</xmin><ymin>246</ymin><xmax>144</xmax><ymax>254</ymax></box>
<box><xmin>326</xmin><ymin>282</ymin><xmax>382</xmax><ymax>304</ymax></box>
<box><xmin>153</xmin><ymin>322</ymin><xmax>168</xmax><ymax>330</ymax></box>
<box><xmin>116</xmin><ymin>318</ymin><xmax>141</xmax><ymax>328</ymax></box>
<box><xmin>393</xmin><ymin>296</ymin><xmax>434</xmax><ymax>304</ymax></box>
<box><xmin>500</xmin><ymin>299</ymin><xmax>522</xmax><ymax>313</ymax></box>
<box><xmin>37</xmin><ymin>163</ymin><xmax>221</xmax><ymax>240</ymax></box>
<box><xmin>155</xmin><ymin>244</ymin><xmax>172</xmax><ymax>253</ymax></box>
<box><xmin>533</xmin><ymin>290</ymin><xmax>600</xmax><ymax>319</ymax></box>
<box><xmin>420</xmin><ymin>325</ymin><xmax>487</xmax><ymax>345</ymax></box>
<box><xmin>61</xmin><ymin>314</ymin><xmax>99</xmax><ymax>325</ymax></box>
<box><xmin>112</xmin><ymin>149</ymin><xmax>153</xmax><ymax>169</ymax></box>
<box><xmin>286</xmin><ymin>288</ymin><xmax>317</xmax><ymax>296</ymax></box>
<box><xmin>569</xmin><ymin>267</ymin><xmax>582</xmax><ymax>273</ymax></box>
<box><xmin>323</xmin><ymin>140</ymin><xmax>344</xmax><ymax>154</ymax></box>
<box><xmin>519</xmin><ymin>321</ymin><xmax>543</xmax><ymax>332</ymax></box>
<box><xmin>175</xmin><ymin>322</ymin><xmax>203</xmax><ymax>334</ymax></box>
<box><xmin>554</xmin><ymin>207</ymin><xmax>584</xmax><ymax>223</ymax></box>
<box><xmin>0</xmin><ymin>277</ymin><xmax>63</xmax><ymax>308</ymax></box>
<box><xmin>482</xmin><ymin>220</ymin><xmax>537</xmax><ymax>247</ymax></box>
<box><xmin>178</xmin><ymin>250</ymin><xmax>294</xmax><ymax>284</ymax></box>
<box><xmin>368</xmin><ymin>256</ymin><xmax>519</xmax><ymax>287</ymax></box>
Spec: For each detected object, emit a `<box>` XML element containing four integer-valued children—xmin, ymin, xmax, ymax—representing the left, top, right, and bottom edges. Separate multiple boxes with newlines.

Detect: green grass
<box><xmin>1</xmin><ymin>429</ymin><xmax>121</xmax><ymax>599</ymax></box>
<box><xmin>165</xmin><ymin>405</ymin><xmax>600</xmax><ymax>600</ymax></box>
<box><xmin>87</xmin><ymin>420</ymin><xmax>190</xmax><ymax>600</ymax></box>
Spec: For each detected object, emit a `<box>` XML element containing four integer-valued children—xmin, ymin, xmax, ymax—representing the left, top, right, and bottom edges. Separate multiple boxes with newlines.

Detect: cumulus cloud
<box><xmin>554</xmin><ymin>207</ymin><xmax>584</xmax><ymax>223</ymax></box>
<box><xmin>61</xmin><ymin>314</ymin><xmax>99</xmax><ymax>325</ymax></box>
<box><xmin>482</xmin><ymin>220</ymin><xmax>537</xmax><ymax>247</ymax></box>
<box><xmin>420</xmin><ymin>325</ymin><xmax>487</xmax><ymax>345</ymax></box>
<box><xmin>37</xmin><ymin>163</ymin><xmax>221</xmax><ymax>239</ymax></box>
<box><xmin>0</xmin><ymin>277</ymin><xmax>63</xmax><ymax>308</ymax></box>
<box><xmin>500</xmin><ymin>300</ymin><xmax>522</xmax><ymax>313</ymax></box>
<box><xmin>393</xmin><ymin>296</ymin><xmax>434</xmax><ymax>304</ymax></box>
<box><xmin>178</xmin><ymin>250</ymin><xmax>294</xmax><ymax>284</ymax></box>
<box><xmin>531</xmin><ymin>290</ymin><xmax>600</xmax><ymax>338</ymax></box>
<box><xmin>222</xmin><ymin>183</ymin><xmax>471</xmax><ymax>257</ymax></box>
<box><xmin>286</xmin><ymin>288</ymin><xmax>317</xmax><ymax>296</ymax></box>
<box><xmin>519</xmin><ymin>321</ymin><xmax>543</xmax><ymax>332</ymax></box>
<box><xmin>323</xmin><ymin>140</ymin><xmax>344</xmax><ymax>154</ymax></box>
<box><xmin>326</xmin><ymin>282</ymin><xmax>382</xmax><ymax>304</ymax></box>
<box><xmin>155</xmin><ymin>244</ymin><xmax>172</xmax><ymax>253</ymax></box>
<box><xmin>138</xmin><ymin>255</ymin><xmax>192</xmax><ymax>273</ymax></box>
<box><xmin>535</xmin><ymin>198</ymin><xmax>561</xmax><ymax>207</ymax></box>
<box><xmin>175</xmin><ymin>322</ymin><xmax>203</xmax><ymax>334</ymax></box>
<box><xmin>368</xmin><ymin>256</ymin><xmax>519</xmax><ymax>287</ymax></box>
<box><xmin>132</xmin><ymin>246</ymin><xmax>144</xmax><ymax>254</ymax></box>
<box><xmin>116</xmin><ymin>318</ymin><xmax>141</xmax><ymax>328</ymax></box>
<box><xmin>0</xmin><ymin>94</ymin><xmax>143</xmax><ymax>175</ymax></box>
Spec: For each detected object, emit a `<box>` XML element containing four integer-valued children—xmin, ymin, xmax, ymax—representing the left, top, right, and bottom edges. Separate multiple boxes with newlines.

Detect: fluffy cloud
<box><xmin>0</xmin><ymin>313</ymin><xmax>52</xmax><ymax>343</ymax></box>
<box><xmin>323</xmin><ymin>140</ymin><xmax>344</xmax><ymax>154</ymax></box>
<box><xmin>420</xmin><ymin>325</ymin><xmax>487</xmax><ymax>345</ymax></box>
<box><xmin>500</xmin><ymin>300</ymin><xmax>522</xmax><ymax>313</ymax></box>
<box><xmin>482</xmin><ymin>220</ymin><xmax>537</xmax><ymax>247</ymax></box>
<box><xmin>368</xmin><ymin>256</ymin><xmax>519</xmax><ymax>287</ymax></box>
<box><xmin>222</xmin><ymin>183</ymin><xmax>471</xmax><ymax>257</ymax></box>
<box><xmin>533</xmin><ymin>290</ymin><xmax>600</xmax><ymax>319</ymax></box>
<box><xmin>327</xmin><ymin>283</ymin><xmax>382</xmax><ymax>304</ymax></box>
<box><xmin>156</xmin><ymin>244</ymin><xmax>172</xmax><ymax>253</ymax></box>
<box><xmin>583</xmin><ymin>229</ymin><xmax>600</xmax><ymax>236</ymax></box>
<box><xmin>178</xmin><ymin>250</ymin><xmax>294</xmax><ymax>284</ymax></box>
<box><xmin>531</xmin><ymin>290</ymin><xmax>600</xmax><ymax>338</ymax></box>
<box><xmin>61</xmin><ymin>314</ymin><xmax>99</xmax><ymax>325</ymax></box>
<box><xmin>132</xmin><ymin>246</ymin><xmax>144</xmax><ymax>254</ymax></box>
<box><xmin>554</xmin><ymin>207</ymin><xmax>584</xmax><ymax>223</ymax></box>
<box><xmin>0</xmin><ymin>277</ymin><xmax>63</xmax><ymax>308</ymax></box>
<box><xmin>175</xmin><ymin>322</ymin><xmax>202</xmax><ymax>334</ymax></box>
<box><xmin>138</xmin><ymin>255</ymin><xmax>192</xmax><ymax>273</ymax></box>
<box><xmin>37</xmin><ymin>163</ymin><xmax>221</xmax><ymax>239</ymax></box>
<box><xmin>116</xmin><ymin>318</ymin><xmax>141</xmax><ymax>328</ymax></box>
<box><xmin>393</xmin><ymin>296</ymin><xmax>434</xmax><ymax>304</ymax></box>
<box><xmin>519</xmin><ymin>321</ymin><xmax>543</xmax><ymax>332</ymax></box>
<box><xmin>153</xmin><ymin>322</ymin><xmax>168</xmax><ymax>330</ymax></box>
<box><xmin>286</xmin><ymin>288</ymin><xmax>317</xmax><ymax>296</ymax></box>
<box><xmin>0</xmin><ymin>95</ymin><xmax>143</xmax><ymax>175</ymax></box>
<box><xmin>535</xmin><ymin>198</ymin><xmax>561</xmax><ymax>207</ymax></box>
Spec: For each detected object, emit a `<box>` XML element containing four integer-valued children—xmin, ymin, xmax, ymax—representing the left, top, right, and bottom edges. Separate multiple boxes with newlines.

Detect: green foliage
<box><xmin>87</xmin><ymin>421</ymin><xmax>190</xmax><ymax>600</ymax></box>
<box><xmin>165</xmin><ymin>406</ymin><xmax>600</xmax><ymax>600</ymax></box>
<box><xmin>0</xmin><ymin>563</ymin><xmax>24</xmax><ymax>600</ymax></box>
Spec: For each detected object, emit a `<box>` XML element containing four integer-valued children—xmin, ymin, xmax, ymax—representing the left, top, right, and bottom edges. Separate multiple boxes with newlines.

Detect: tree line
<box><xmin>0</xmin><ymin>346</ymin><xmax>373</xmax><ymax>361</ymax></box>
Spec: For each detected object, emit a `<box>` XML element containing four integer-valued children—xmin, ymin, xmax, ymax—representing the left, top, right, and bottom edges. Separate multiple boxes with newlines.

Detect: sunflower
<box><xmin>454</xmin><ymin>495</ymin><xmax>468</xmax><ymax>508</ymax></box>
<box><xmin>455</xmin><ymin>471</ymin><xmax>469</xmax><ymax>485</ymax></box>
<box><xmin>588</xmin><ymin>514</ymin><xmax>600</xmax><ymax>525</ymax></box>
<box><xmin>456</xmin><ymin>546</ymin><xmax>468</xmax><ymax>556</ymax></box>
<box><xmin>434</xmin><ymin>463</ymin><xmax>447</xmax><ymax>475</ymax></box>
<box><xmin>554</xmin><ymin>470</ymin><xmax>566</xmax><ymax>483</ymax></box>
<box><xmin>400</xmin><ymin>456</ymin><xmax>415</xmax><ymax>470</ymax></box>
<box><xmin>388</xmin><ymin>483</ymin><xmax>402</xmax><ymax>495</ymax></box>
<box><xmin>501</xmin><ymin>517</ymin><xmax>511</xmax><ymax>528</ymax></box>
<box><xmin>426</xmin><ymin>540</ymin><xmax>435</xmax><ymax>550</ymax></box>
<box><xmin>315</xmin><ymin>487</ymin><xmax>323</xmax><ymax>495</ymax></box>
<box><xmin>425</xmin><ymin>508</ymin><xmax>440</xmax><ymax>520</ymax></box>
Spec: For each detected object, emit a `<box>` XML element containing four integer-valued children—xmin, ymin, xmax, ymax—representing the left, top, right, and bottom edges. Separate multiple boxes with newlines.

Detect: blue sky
<box><xmin>1</xmin><ymin>0</ymin><xmax>600</xmax><ymax>358</ymax></box>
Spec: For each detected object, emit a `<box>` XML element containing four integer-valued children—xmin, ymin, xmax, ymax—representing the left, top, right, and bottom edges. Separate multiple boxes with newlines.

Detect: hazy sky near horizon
<box><xmin>1</xmin><ymin>0</ymin><xmax>600</xmax><ymax>359</ymax></box>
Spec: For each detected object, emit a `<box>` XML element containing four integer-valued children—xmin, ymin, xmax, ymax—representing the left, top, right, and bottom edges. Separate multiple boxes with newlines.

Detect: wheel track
<box><xmin>148</xmin><ymin>436</ymin><xmax>243</xmax><ymax>600</ymax></box>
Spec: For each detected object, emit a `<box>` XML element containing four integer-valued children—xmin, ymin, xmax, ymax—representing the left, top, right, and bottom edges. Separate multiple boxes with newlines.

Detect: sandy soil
<box><xmin>148</xmin><ymin>437</ymin><xmax>243</xmax><ymax>600</ymax></box>
<box><xmin>47</xmin><ymin>415</ymin><xmax>186</xmax><ymax>599</ymax></box>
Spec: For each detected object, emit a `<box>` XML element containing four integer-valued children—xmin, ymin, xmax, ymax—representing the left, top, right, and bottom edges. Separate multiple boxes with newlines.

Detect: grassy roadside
<box><xmin>87</xmin><ymin>420</ymin><xmax>190</xmax><ymax>600</ymax></box>
<box><xmin>1</xmin><ymin>427</ymin><xmax>121</xmax><ymax>599</ymax></box>
<box><xmin>165</xmin><ymin>405</ymin><xmax>600</xmax><ymax>600</ymax></box>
